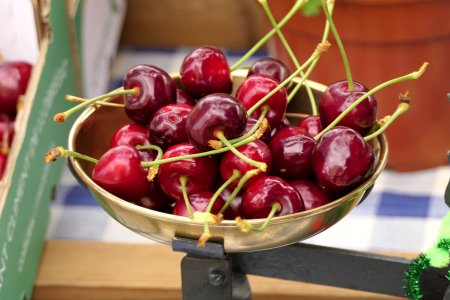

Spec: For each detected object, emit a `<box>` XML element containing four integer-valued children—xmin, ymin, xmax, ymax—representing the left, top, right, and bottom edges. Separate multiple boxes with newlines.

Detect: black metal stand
<box><xmin>173</xmin><ymin>237</ymin><xmax>450</xmax><ymax>300</ymax></box>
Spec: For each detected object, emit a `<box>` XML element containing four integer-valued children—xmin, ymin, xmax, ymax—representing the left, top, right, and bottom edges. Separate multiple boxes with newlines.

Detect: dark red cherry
<box><xmin>109</xmin><ymin>123</ymin><xmax>150</xmax><ymax>148</ymax></box>
<box><xmin>298</xmin><ymin>115</ymin><xmax>323</xmax><ymax>137</ymax></box>
<box><xmin>92</xmin><ymin>145</ymin><xmax>149</xmax><ymax>203</ymax></box>
<box><xmin>319</xmin><ymin>81</ymin><xmax>377</xmax><ymax>136</ymax></box>
<box><xmin>290</xmin><ymin>179</ymin><xmax>332</xmax><ymax>210</ymax></box>
<box><xmin>123</xmin><ymin>64</ymin><xmax>176</xmax><ymax>125</ymax></box>
<box><xmin>236</xmin><ymin>74</ymin><xmax>287</xmax><ymax>129</ymax></box>
<box><xmin>312</xmin><ymin>126</ymin><xmax>375</xmax><ymax>197</ymax></box>
<box><xmin>241</xmin><ymin>176</ymin><xmax>304</xmax><ymax>219</ymax></box>
<box><xmin>157</xmin><ymin>143</ymin><xmax>219</xmax><ymax>201</ymax></box>
<box><xmin>247</xmin><ymin>57</ymin><xmax>290</xmax><ymax>83</ymax></box>
<box><xmin>219</xmin><ymin>186</ymin><xmax>243</xmax><ymax>217</ymax></box>
<box><xmin>180</xmin><ymin>46</ymin><xmax>232</xmax><ymax>99</ymax></box>
<box><xmin>220</xmin><ymin>140</ymin><xmax>272</xmax><ymax>189</ymax></box>
<box><xmin>270</xmin><ymin>116</ymin><xmax>290</xmax><ymax>137</ymax></box>
<box><xmin>0</xmin><ymin>61</ymin><xmax>32</xmax><ymax>117</ymax></box>
<box><xmin>135</xmin><ymin>178</ymin><xmax>173</xmax><ymax>212</ymax></box>
<box><xmin>185</xmin><ymin>93</ymin><xmax>247</xmax><ymax>150</ymax></box>
<box><xmin>244</xmin><ymin>117</ymin><xmax>271</xmax><ymax>144</ymax></box>
<box><xmin>172</xmin><ymin>191</ymin><xmax>234</xmax><ymax>220</ymax></box>
<box><xmin>176</xmin><ymin>88</ymin><xmax>196</xmax><ymax>106</ymax></box>
<box><xmin>149</xmin><ymin>104</ymin><xmax>192</xmax><ymax>149</ymax></box>
<box><xmin>269</xmin><ymin>126</ymin><xmax>316</xmax><ymax>180</ymax></box>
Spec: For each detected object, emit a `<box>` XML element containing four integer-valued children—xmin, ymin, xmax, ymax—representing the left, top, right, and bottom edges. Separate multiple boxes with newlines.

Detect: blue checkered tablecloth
<box><xmin>47</xmin><ymin>48</ymin><xmax>450</xmax><ymax>254</ymax></box>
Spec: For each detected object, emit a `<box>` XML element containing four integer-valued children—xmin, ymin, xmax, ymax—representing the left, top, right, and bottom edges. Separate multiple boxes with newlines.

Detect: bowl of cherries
<box><xmin>46</xmin><ymin>1</ymin><xmax>427</xmax><ymax>252</ymax></box>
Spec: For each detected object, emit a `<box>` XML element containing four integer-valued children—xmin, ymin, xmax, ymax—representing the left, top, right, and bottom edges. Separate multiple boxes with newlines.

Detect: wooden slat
<box><xmin>33</xmin><ymin>240</ymin><xmax>413</xmax><ymax>299</ymax></box>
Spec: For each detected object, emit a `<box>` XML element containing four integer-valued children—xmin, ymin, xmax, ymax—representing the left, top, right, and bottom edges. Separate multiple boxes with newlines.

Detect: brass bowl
<box><xmin>67</xmin><ymin>69</ymin><xmax>388</xmax><ymax>253</ymax></box>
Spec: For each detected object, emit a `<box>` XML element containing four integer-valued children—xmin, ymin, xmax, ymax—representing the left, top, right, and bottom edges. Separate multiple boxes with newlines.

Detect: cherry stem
<box><xmin>247</xmin><ymin>41</ymin><xmax>330</xmax><ymax>117</ymax></box>
<box><xmin>258</xmin><ymin>0</ymin><xmax>317</xmax><ymax>115</ymax></box>
<box><xmin>287</xmin><ymin>0</ymin><xmax>335</xmax><ymax>109</ymax></box>
<box><xmin>44</xmin><ymin>146</ymin><xmax>98</xmax><ymax>164</ymax></box>
<box><xmin>364</xmin><ymin>93</ymin><xmax>411</xmax><ymax>142</ymax></box>
<box><xmin>230</xmin><ymin>0</ymin><xmax>307</xmax><ymax>71</ymax></box>
<box><xmin>54</xmin><ymin>88</ymin><xmax>139</xmax><ymax>123</ymax></box>
<box><xmin>284</xmin><ymin>112</ymin><xmax>311</xmax><ymax>119</ymax></box>
<box><xmin>228</xmin><ymin>106</ymin><xmax>268</xmax><ymax>145</ymax></box>
<box><xmin>314</xmin><ymin>62</ymin><xmax>429</xmax><ymax>141</ymax></box>
<box><xmin>66</xmin><ymin>95</ymin><xmax>125</xmax><ymax>108</ymax></box>
<box><xmin>214</xmin><ymin>131</ymin><xmax>267</xmax><ymax>172</ymax></box>
<box><xmin>179</xmin><ymin>175</ymin><xmax>193</xmax><ymax>219</ymax></box>
<box><xmin>136</xmin><ymin>144</ymin><xmax>164</xmax><ymax>181</ymax></box>
<box><xmin>218</xmin><ymin>169</ymin><xmax>260</xmax><ymax>216</ymax></box>
<box><xmin>142</xmin><ymin>124</ymin><xmax>263</xmax><ymax>168</ymax></box>
<box><xmin>236</xmin><ymin>202</ymin><xmax>281</xmax><ymax>232</ymax></box>
<box><xmin>207</xmin><ymin>169</ymin><xmax>241</xmax><ymax>215</ymax></box>
<box><xmin>321</xmin><ymin>0</ymin><xmax>354</xmax><ymax>91</ymax></box>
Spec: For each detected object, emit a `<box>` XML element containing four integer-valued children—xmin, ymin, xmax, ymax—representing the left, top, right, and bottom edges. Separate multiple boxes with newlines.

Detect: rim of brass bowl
<box><xmin>67</xmin><ymin>69</ymin><xmax>388</xmax><ymax>252</ymax></box>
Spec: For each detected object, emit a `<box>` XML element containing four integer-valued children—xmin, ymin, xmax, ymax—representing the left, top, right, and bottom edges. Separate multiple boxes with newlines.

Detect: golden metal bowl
<box><xmin>67</xmin><ymin>69</ymin><xmax>388</xmax><ymax>253</ymax></box>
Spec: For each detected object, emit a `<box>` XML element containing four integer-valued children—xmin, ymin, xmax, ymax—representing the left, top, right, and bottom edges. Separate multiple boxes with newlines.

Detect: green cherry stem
<box><xmin>258</xmin><ymin>0</ymin><xmax>317</xmax><ymax>114</ymax></box>
<box><xmin>214</xmin><ymin>131</ymin><xmax>267</xmax><ymax>172</ymax></box>
<box><xmin>66</xmin><ymin>95</ymin><xmax>125</xmax><ymax>108</ymax></box>
<box><xmin>314</xmin><ymin>62</ymin><xmax>429</xmax><ymax>141</ymax></box>
<box><xmin>364</xmin><ymin>94</ymin><xmax>411</xmax><ymax>142</ymax></box>
<box><xmin>219</xmin><ymin>169</ymin><xmax>260</xmax><ymax>216</ymax></box>
<box><xmin>54</xmin><ymin>88</ymin><xmax>139</xmax><ymax>123</ymax></box>
<box><xmin>236</xmin><ymin>202</ymin><xmax>281</xmax><ymax>232</ymax></box>
<box><xmin>44</xmin><ymin>146</ymin><xmax>98</xmax><ymax>164</ymax></box>
<box><xmin>228</xmin><ymin>106</ymin><xmax>269</xmax><ymax>145</ymax></box>
<box><xmin>247</xmin><ymin>41</ymin><xmax>331</xmax><ymax>117</ymax></box>
<box><xmin>135</xmin><ymin>144</ymin><xmax>164</xmax><ymax>180</ymax></box>
<box><xmin>287</xmin><ymin>0</ymin><xmax>335</xmax><ymax>107</ymax></box>
<box><xmin>230</xmin><ymin>0</ymin><xmax>307</xmax><ymax>71</ymax></box>
<box><xmin>179</xmin><ymin>176</ymin><xmax>193</xmax><ymax>219</ymax></box>
<box><xmin>321</xmin><ymin>0</ymin><xmax>354</xmax><ymax>91</ymax></box>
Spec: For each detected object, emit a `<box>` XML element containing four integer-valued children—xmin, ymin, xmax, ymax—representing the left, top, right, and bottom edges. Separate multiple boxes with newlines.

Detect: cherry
<box><xmin>220</xmin><ymin>140</ymin><xmax>272</xmax><ymax>189</ymax></box>
<box><xmin>149</xmin><ymin>103</ymin><xmax>192</xmax><ymax>149</ymax></box>
<box><xmin>241</xmin><ymin>176</ymin><xmax>304</xmax><ymax>219</ymax></box>
<box><xmin>157</xmin><ymin>143</ymin><xmax>218</xmax><ymax>201</ymax></box>
<box><xmin>173</xmin><ymin>191</ymin><xmax>234</xmax><ymax>220</ymax></box>
<box><xmin>0</xmin><ymin>61</ymin><xmax>32</xmax><ymax>117</ymax></box>
<box><xmin>298</xmin><ymin>115</ymin><xmax>322</xmax><ymax>137</ymax></box>
<box><xmin>123</xmin><ymin>64</ymin><xmax>176</xmax><ymax>125</ymax></box>
<box><xmin>180</xmin><ymin>46</ymin><xmax>232</xmax><ymax>99</ymax></box>
<box><xmin>109</xmin><ymin>123</ymin><xmax>150</xmax><ymax>148</ymax></box>
<box><xmin>185</xmin><ymin>93</ymin><xmax>247</xmax><ymax>150</ymax></box>
<box><xmin>219</xmin><ymin>186</ymin><xmax>243</xmax><ymax>217</ymax></box>
<box><xmin>312</xmin><ymin>126</ymin><xmax>375</xmax><ymax>197</ymax></box>
<box><xmin>289</xmin><ymin>179</ymin><xmax>332</xmax><ymax>210</ymax></box>
<box><xmin>0</xmin><ymin>152</ymin><xmax>7</xmax><ymax>179</ymax></box>
<box><xmin>319</xmin><ymin>81</ymin><xmax>377</xmax><ymax>136</ymax></box>
<box><xmin>269</xmin><ymin>126</ymin><xmax>316</xmax><ymax>180</ymax></box>
<box><xmin>270</xmin><ymin>116</ymin><xmax>290</xmax><ymax>137</ymax></box>
<box><xmin>247</xmin><ymin>57</ymin><xmax>290</xmax><ymax>83</ymax></box>
<box><xmin>135</xmin><ymin>178</ymin><xmax>173</xmax><ymax>212</ymax></box>
<box><xmin>235</xmin><ymin>74</ymin><xmax>287</xmax><ymax>129</ymax></box>
<box><xmin>176</xmin><ymin>88</ymin><xmax>196</xmax><ymax>106</ymax></box>
<box><xmin>92</xmin><ymin>145</ymin><xmax>149</xmax><ymax>203</ymax></box>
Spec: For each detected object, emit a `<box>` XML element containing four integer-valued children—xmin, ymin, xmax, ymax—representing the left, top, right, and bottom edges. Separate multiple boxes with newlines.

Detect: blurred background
<box><xmin>0</xmin><ymin>0</ymin><xmax>449</xmax><ymax>299</ymax></box>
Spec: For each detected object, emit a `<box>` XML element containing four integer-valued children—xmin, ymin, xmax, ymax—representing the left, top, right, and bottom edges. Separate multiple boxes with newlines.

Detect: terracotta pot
<box><xmin>267</xmin><ymin>0</ymin><xmax>450</xmax><ymax>171</ymax></box>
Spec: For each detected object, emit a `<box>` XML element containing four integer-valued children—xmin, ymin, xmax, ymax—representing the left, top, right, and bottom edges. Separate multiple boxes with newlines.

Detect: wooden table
<box><xmin>33</xmin><ymin>240</ymin><xmax>413</xmax><ymax>299</ymax></box>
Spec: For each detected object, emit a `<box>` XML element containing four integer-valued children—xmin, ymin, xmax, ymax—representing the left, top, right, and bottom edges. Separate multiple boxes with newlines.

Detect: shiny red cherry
<box><xmin>289</xmin><ymin>179</ymin><xmax>332</xmax><ymax>210</ymax></box>
<box><xmin>319</xmin><ymin>81</ymin><xmax>377</xmax><ymax>136</ymax></box>
<box><xmin>247</xmin><ymin>57</ymin><xmax>291</xmax><ymax>83</ymax></box>
<box><xmin>312</xmin><ymin>126</ymin><xmax>375</xmax><ymax>197</ymax></box>
<box><xmin>235</xmin><ymin>74</ymin><xmax>287</xmax><ymax>129</ymax></box>
<box><xmin>172</xmin><ymin>191</ymin><xmax>234</xmax><ymax>220</ymax></box>
<box><xmin>149</xmin><ymin>103</ymin><xmax>192</xmax><ymax>149</ymax></box>
<box><xmin>123</xmin><ymin>64</ymin><xmax>176</xmax><ymax>125</ymax></box>
<box><xmin>241</xmin><ymin>176</ymin><xmax>304</xmax><ymax>219</ymax></box>
<box><xmin>135</xmin><ymin>178</ymin><xmax>173</xmax><ymax>212</ymax></box>
<box><xmin>109</xmin><ymin>123</ymin><xmax>150</xmax><ymax>148</ymax></box>
<box><xmin>219</xmin><ymin>186</ymin><xmax>243</xmax><ymax>217</ymax></box>
<box><xmin>176</xmin><ymin>88</ymin><xmax>196</xmax><ymax>106</ymax></box>
<box><xmin>185</xmin><ymin>93</ymin><xmax>247</xmax><ymax>150</ymax></box>
<box><xmin>157</xmin><ymin>143</ymin><xmax>219</xmax><ymax>201</ymax></box>
<box><xmin>0</xmin><ymin>61</ymin><xmax>32</xmax><ymax>117</ymax></box>
<box><xmin>92</xmin><ymin>145</ymin><xmax>149</xmax><ymax>203</ymax></box>
<box><xmin>270</xmin><ymin>116</ymin><xmax>290</xmax><ymax>137</ymax></box>
<box><xmin>180</xmin><ymin>46</ymin><xmax>232</xmax><ymax>99</ymax></box>
<box><xmin>220</xmin><ymin>140</ymin><xmax>272</xmax><ymax>189</ymax></box>
<box><xmin>298</xmin><ymin>115</ymin><xmax>323</xmax><ymax>137</ymax></box>
<box><xmin>269</xmin><ymin>126</ymin><xmax>316</xmax><ymax>180</ymax></box>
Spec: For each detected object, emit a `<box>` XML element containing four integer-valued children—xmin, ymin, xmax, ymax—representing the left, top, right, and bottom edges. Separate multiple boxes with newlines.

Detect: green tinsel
<box><xmin>437</xmin><ymin>238</ymin><xmax>450</xmax><ymax>252</ymax></box>
<box><xmin>404</xmin><ymin>254</ymin><xmax>430</xmax><ymax>300</ymax></box>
